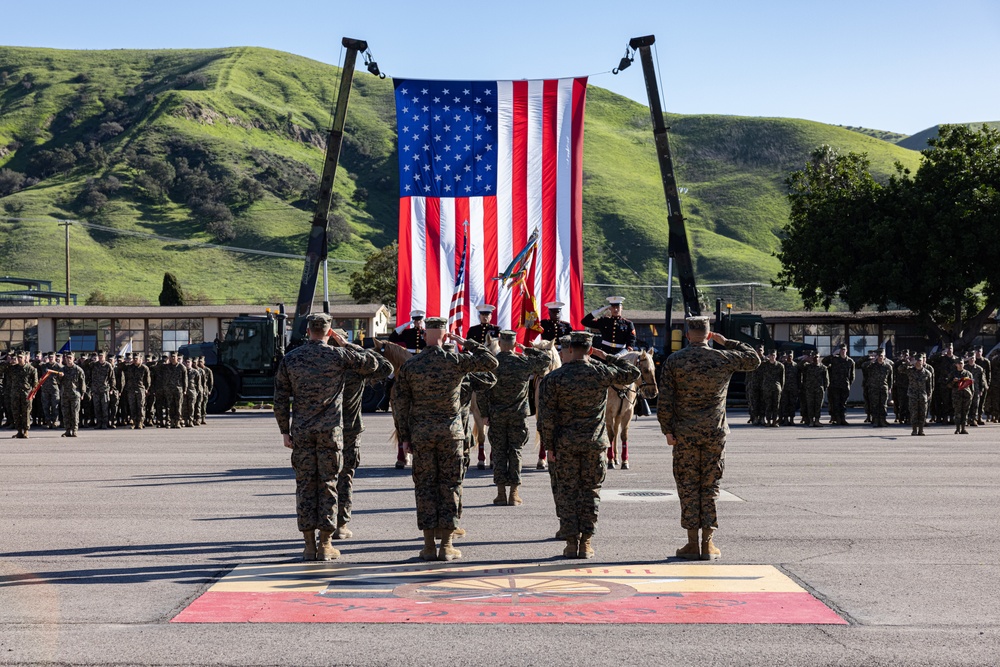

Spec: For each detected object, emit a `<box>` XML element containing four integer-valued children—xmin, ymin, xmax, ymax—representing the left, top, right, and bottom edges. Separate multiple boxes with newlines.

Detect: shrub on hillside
<box><xmin>0</xmin><ymin>169</ymin><xmax>26</xmax><ymax>197</ymax></box>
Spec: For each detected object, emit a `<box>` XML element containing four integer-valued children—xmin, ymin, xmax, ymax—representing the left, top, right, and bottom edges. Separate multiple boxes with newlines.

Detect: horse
<box><xmin>371</xmin><ymin>340</ymin><xmax>413</xmax><ymax>468</ymax></box>
<box><xmin>605</xmin><ymin>349</ymin><xmax>658</xmax><ymax>470</ymax></box>
<box><xmin>528</xmin><ymin>339</ymin><xmax>562</xmax><ymax>469</ymax></box>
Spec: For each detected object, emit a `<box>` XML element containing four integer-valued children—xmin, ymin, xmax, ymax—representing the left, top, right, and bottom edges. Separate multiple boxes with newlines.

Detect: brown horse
<box><xmin>605</xmin><ymin>349</ymin><xmax>658</xmax><ymax>470</ymax></box>
<box><xmin>469</xmin><ymin>336</ymin><xmax>501</xmax><ymax>469</ymax></box>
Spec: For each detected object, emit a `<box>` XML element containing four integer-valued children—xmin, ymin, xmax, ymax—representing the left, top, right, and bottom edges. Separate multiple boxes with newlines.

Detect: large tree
<box><xmin>349</xmin><ymin>241</ymin><xmax>397</xmax><ymax>309</ymax></box>
<box><xmin>776</xmin><ymin>125</ymin><xmax>1000</xmax><ymax>350</ymax></box>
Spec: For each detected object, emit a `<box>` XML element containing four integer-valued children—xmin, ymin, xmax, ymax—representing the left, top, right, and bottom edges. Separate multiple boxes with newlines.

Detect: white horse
<box><xmin>470</xmin><ymin>336</ymin><xmax>501</xmax><ymax>469</ymax></box>
<box><xmin>605</xmin><ymin>349</ymin><xmax>658</xmax><ymax>470</ymax></box>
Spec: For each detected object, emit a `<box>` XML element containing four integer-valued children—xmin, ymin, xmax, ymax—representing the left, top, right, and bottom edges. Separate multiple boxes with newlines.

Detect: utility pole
<box><xmin>59</xmin><ymin>220</ymin><xmax>71</xmax><ymax>305</ymax></box>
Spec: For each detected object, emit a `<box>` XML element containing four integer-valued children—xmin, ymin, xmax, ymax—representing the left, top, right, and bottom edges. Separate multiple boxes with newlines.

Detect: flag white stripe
<box><xmin>439</xmin><ymin>201</ymin><xmax>456</xmax><ymax>320</ymax></box>
<box><xmin>410</xmin><ymin>197</ymin><xmax>427</xmax><ymax>315</ymax></box>
<box><xmin>526</xmin><ymin>80</ymin><xmax>544</xmax><ymax>313</ymax></box>
<box><xmin>555</xmin><ymin>78</ymin><xmax>574</xmax><ymax>313</ymax></box>
<box><xmin>468</xmin><ymin>197</ymin><xmax>486</xmax><ymax>322</ymax></box>
<box><xmin>496</xmin><ymin>81</ymin><xmax>514</xmax><ymax>330</ymax></box>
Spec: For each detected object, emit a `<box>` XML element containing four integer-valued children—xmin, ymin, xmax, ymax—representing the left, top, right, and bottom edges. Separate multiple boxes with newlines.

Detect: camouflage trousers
<box><xmin>92</xmin><ymin>389</ymin><xmax>110</xmax><ymax>428</ymax></box>
<box><xmin>290</xmin><ymin>431</ymin><xmax>342</xmax><ymax>532</ymax></box>
<box><xmin>336</xmin><ymin>430</ymin><xmax>362</xmax><ymax>526</ymax></box>
<box><xmin>779</xmin><ymin>388</ymin><xmax>799</xmax><ymax>421</ymax></box>
<box><xmin>61</xmin><ymin>393</ymin><xmax>81</xmax><ymax>433</ymax></box>
<box><xmin>748</xmin><ymin>385</ymin><xmax>762</xmax><ymax>422</ymax></box>
<box><xmin>551</xmin><ymin>447</ymin><xmax>607</xmax><ymax>537</ymax></box>
<box><xmin>761</xmin><ymin>385</ymin><xmax>781</xmax><ymax>423</ymax></box>
<box><xmin>41</xmin><ymin>390</ymin><xmax>60</xmax><ymax>426</ymax></box>
<box><xmin>909</xmin><ymin>394</ymin><xmax>928</xmax><ymax>429</ymax></box>
<box><xmin>802</xmin><ymin>387</ymin><xmax>825</xmax><ymax>424</ymax></box>
<box><xmin>868</xmin><ymin>386</ymin><xmax>889</xmax><ymax>421</ymax></box>
<box><xmin>952</xmin><ymin>390</ymin><xmax>972</xmax><ymax>428</ymax></box>
<box><xmin>126</xmin><ymin>389</ymin><xmax>146</xmax><ymax>426</ymax></box>
<box><xmin>165</xmin><ymin>387</ymin><xmax>183</xmax><ymax>427</ymax></box>
<box><xmin>828</xmin><ymin>387</ymin><xmax>849</xmax><ymax>422</ymax></box>
<box><xmin>10</xmin><ymin>393</ymin><xmax>31</xmax><ymax>433</ymax></box>
<box><xmin>183</xmin><ymin>390</ymin><xmax>197</xmax><ymax>424</ymax></box>
<box><xmin>672</xmin><ymin>436</ymin><xmax>725</xmax><ymax>530</ymax></box>
<box><xmin>489</xmin><ymin>416</ymin><xmax>529</xmax><ymax>486</ymax></box>
<box><xmin>933</xmin><ymin>385</ymin><xmax>952</xmax><ymax>421</ymax></box>
<box><xmin>411</xmin><ymin>439</ymin><xmax>464</xmax><ymax>531</ymax></box>
<box><xmin>971</xmin><ymin>390</ymin><xmax>983</xmax><ymax>422</ymax></box>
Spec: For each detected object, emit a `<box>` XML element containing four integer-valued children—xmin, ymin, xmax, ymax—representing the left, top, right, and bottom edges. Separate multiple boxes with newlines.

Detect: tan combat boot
<box><xmin>302</xmin><ymin>530</ymin><xmax>317</xmax><ymax>561</ymax></box>
<box><xmin>437</xmin><ymin>530</ymin><xmax>462</xmax><ymax>561</ymax></box>
<box><xmin>333</xmin><ymin>521</ymin><xmax>352</xmax><ymax>540</ymax></box>
<box><xmin>316</xmin><ymin>530</ymin><xmax>340</xmax><ymax>561</ymax></box>
<box><xmin>563</xmin><ymin>535</ymin><xmax>579</xmax><ymax>558</ymax></box>
<box><xmin>493</xmin><ymin>484</ymin><xmax>507</xmax><ymax>505</ymax></box>
<box><xmin>700</xmin><ymin>528</ymin><xmax>721</xmax><ymax>560</ymax></box>
<box><xmin>508</xmin><ymin>485</ymin><xmax>523</xmax><ymax>506</ymax></box>
<box><xmin>419</xmin><ymin>530</ymin><xmax>437</xmax><ymax>561</ymax></box>
<box><xmin>578</xmin><ymin>533</ymin><xmax>595</xmax><ymax>559</ymax></box>
<box><xmin>675</xmin><ymin>529</ymin><xmax>701</xmax><ymax>560</ymax></box>
<box><xmin>452</xmin><ymin>526</ymin><xmax>466</xmax><ymax>538</ymax></box>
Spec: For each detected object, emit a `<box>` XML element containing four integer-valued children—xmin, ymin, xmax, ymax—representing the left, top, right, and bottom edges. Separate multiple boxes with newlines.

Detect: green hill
<box><xmin>896</xmin><ymin>121</ymin><xmax>1000</xmax><ymax>151</ymax></box>
<box><xmin>0</xmin><ymin>46</ymin><xmax>922</xmax><ymax>311</ymax></box>
<box><xmin>838</xmin><ymin>125</ymin><xmax>908</xmax><ymax>144</ymax></box>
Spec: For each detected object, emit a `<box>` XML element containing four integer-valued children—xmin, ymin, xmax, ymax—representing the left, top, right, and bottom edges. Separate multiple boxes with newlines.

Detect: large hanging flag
<box><xmin>393</xmin><ymin>77</ymin><xmax>588</xmax><ymax>334</ymax></box>
<box><xmin>447</xmin><ymin>230</ymin><xmax>469</xmax><ymax>334</ymax></box>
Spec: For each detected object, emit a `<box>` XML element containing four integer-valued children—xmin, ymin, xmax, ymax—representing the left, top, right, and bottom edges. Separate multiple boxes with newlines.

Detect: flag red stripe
<box><xmin>425</xmin><ymin>199</ymin><xmax>442</xmax><ymax>319</ymax></box>
<box><xmin>569</xmin><ymin>77</ymin><xmax>587</xmax><ymax>329</ymax></box>
<box><xmin>541</xmin><ymin>79</ymin><xmax>559</xmax><ymax>311</ymax></box>
<box><xmin>510</xmin><ymin>81</ymin><xmax>529</xmax><ymax>330</ymax></box>
<box><xmin>455</xmin><ymin>198</ymin><xmax>471</xmax><ymax>335</ymax></box>
<box><xmin>397</xmin><ymin>198</ymin><xmax>413</xmax><ymax>325</ymax></box>
<box><xmin>483</xmin><ymin>197</ymin><xmax>499</xmax><ymax>326</ymax></box>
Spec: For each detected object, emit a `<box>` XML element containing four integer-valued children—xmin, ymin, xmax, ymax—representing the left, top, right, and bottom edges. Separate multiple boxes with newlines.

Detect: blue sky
<box><xmin>5</xmin><ymin>0</ymin><xmax>998</xmax><ymax>135</ymax></box>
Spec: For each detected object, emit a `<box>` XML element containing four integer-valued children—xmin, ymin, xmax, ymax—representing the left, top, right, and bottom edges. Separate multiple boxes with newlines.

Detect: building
<box><xmin>0</xmin><ymin>303</ymin><xmax>392</xmax><ymax>354</ymax></box>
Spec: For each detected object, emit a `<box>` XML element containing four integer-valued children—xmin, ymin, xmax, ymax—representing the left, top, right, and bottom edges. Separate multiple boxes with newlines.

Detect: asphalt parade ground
<box><xmin>1</xmin><ymin>409</ymin><xmax>999</xmax><ymax>666</ymax></box>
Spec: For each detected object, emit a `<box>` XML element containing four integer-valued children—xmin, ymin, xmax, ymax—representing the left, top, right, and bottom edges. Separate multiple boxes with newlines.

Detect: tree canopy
<box><xmin>159</xmin><ymin>272</ymin><xmax>186</xmax><ymax>306</ymax></box>
<box><xmin>775</xmin><ymin>125</ymin><xmax>1000</xmax><ymax>350</ymax></box>
<box><xmin>349</xmin><ymin>241</ymin><xmax>397</xmax><ymax>309</ymax></box>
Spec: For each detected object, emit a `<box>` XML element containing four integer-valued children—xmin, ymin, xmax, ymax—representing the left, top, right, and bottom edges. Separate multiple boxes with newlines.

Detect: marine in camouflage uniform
<box><xmin>198</xmin><ymin>358</ymin><xmax>213</xmax><ymax>424</ymax></box>
<box><xmin>162</xmin><ymin>353</ymin><xmax>188</xmax><ymax>428</ymax></box>
<box><xmin>948</xmin><ymin>359</ymin><xmax>974</xmax><ymax>434</ymax></box>
<box><xmin>963</xmin><ymin>354</ymin><xmax>988</xmax><ymax>428</ymax></box>
<box><xmin>892</xmin><ymin>352</ymin><xmax>911</xmax><ymax>424</ymax></box>
<box><xmin>862</xmin><ymin>350</ymin><xmax>893</xmax><ymax>427</ymax></box>
<box><xmin>757</xmin><ymin>350</ymin><xmax>784</xmax><ymax>427</ymax></box>
<box><xmin>182</xmin><ymin>358</ymin><xmax>199</xmax><ymax>427</ymax></box>
<box><xmin>823</xmin><ymin>344</ymin><xmax>855</xmax><ymax>425</ymax></box>
<box><xmin>7</xmin><ymin>353</ymin><xmax>39</xmax><ymax>438</ymax></box>
<box><xmin>778</xmin><ymin>351</ymin><xmax>801</xmax><ymax>426</ymax></box>
<box><xmin>801</xmin><ymin>352</ymin><xmax>829</xmax><ymax>427</ymax></box>
<box><xmin>539</xmin><ymin>331</ymin><xmax>639</xmax><ymax>559</ymax></box>
<box><xmin>89</xmin><ymin>352</ymin><xmax>115</xmax><ymax>430</ymax></box>
<box><xmin>745</xmin><ymin>346</ymin><xmax>766</xmax><ymax>425</ymax></box>
<box><xmin>392</xmin><ymin>318</ymin><xmax>498</xmax><ymax>561</ymax></box>
<box><xmin>480</xmin><ymin>330</ymin><xmax>552</xmax><ymax>506</ymax></box>
<box><xmin>972</xmin><ymin>347</ymin><xmax>992</xmax><ymax>425</ymax></box>
<box><xmin>906</xmin><ymin>355</ymin><xmax>933</xmax><ymax>436</ymax></box>
<box><xmin>657</xmin><ymin>318</ymin><xmax>760</xmax><ymax>561</ymax></box>
<box><xmin>929</xmin><ymin>345</ymin><xmax>957</xmax><ymax>423</ymax></box>
<box><xmin>274</xmin><ymin>314</ymin><xmax>380</xmax><ymax>562</ymax></box>
<box><xmin>122</xmin><ymin>355</ymin><xmax>152</xmax><ymax>429</ymax></box>
<box><xmin>333</xmin><ymin>333</ymin><xmax>393</xmax><ymax>539</ymax></box>
<box><xmin>37</xmin><ymin>353</ymin><xmax>62</xmax><ymax>428</ymax></box>
<box><xmin>987</xmin><ymin>351</ymin><xmax>1000</xmax><ymax>422</ymax></box>
<box><xmin>57</xmin><ymin>353</ymin><xmax>87</xmax><ymax>437</ymax></box>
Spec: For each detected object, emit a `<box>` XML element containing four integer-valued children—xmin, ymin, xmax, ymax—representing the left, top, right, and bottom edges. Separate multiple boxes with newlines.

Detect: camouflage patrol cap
<box><xmin>442</xmin><ymin>342</ymin><xmax>456</xmax><ymax>352</ymax></box>
<box><xmin>307</xmin><ymin>312</ymin><xmax>332</xmax><ymax>331</ymax></box>
<box><xmin>498</xmin><ymin>330</ymin><xmax>517</xmax><ymax>341</ymax></box>
<box><xmin>569</xmin><ymin>331</ymin><xmax>593</xmax><ymax>346</ymax></box>
<box><xmin>425</xmin><ymin>317</ymin><xmax>448</xmax><ymax>330</ymax></box>
<box><xmin>558</xmin><ymin>335</ymin><xmax>572</xmax><ymax>348</ymax></box>
<box><xmin>685</xmin><ymin>316</ymin><xmax>710</xmax><ymax>332</ymax></box>
<box><xmin>332</xmin><ymin>328</ymin><xmax>349</xmax><ymax>340</ymax></box>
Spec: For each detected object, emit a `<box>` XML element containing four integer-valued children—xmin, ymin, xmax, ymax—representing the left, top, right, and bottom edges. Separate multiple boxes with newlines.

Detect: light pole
<box><xmin>59</xmin><ymin>220</ymin><xmax>72</xmax><ymax>305</ymax></box>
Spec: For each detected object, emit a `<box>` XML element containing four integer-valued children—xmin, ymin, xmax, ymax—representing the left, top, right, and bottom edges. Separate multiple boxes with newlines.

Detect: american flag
<box><xmin>393</xmin><ymin>77</ymin><xmax>588</xmax><ymax>335</ymax></box>
<box><xmin>448</xmin><ymin>231</ymin><xmax>468</xmax><ymax>334</ymax></box>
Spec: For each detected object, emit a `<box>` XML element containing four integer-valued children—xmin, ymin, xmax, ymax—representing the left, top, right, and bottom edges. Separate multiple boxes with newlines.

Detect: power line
<box><xmin>0</xmin><ymin>216</ymin><xmax>366</xmax><ymax>264</ymax></box>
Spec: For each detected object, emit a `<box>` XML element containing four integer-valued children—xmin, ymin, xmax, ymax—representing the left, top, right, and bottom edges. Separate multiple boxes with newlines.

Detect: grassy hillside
<box><xmin>839</xmin><ymin>125</ymin><xmax>908</xmax><ymax>143</ymax></box>
<box><xmin>0</xmin><ymin>46</ymin><xmax>923</xmax><ymax>311</ymax></box>
<box><xmin>896</xmin><ymin>121</ymin><xmax>1000</xmax><ymax>151</ymax></box>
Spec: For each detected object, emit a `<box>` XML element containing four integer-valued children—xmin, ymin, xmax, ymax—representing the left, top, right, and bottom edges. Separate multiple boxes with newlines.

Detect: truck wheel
<box><xmin>208</xmin><ymin>374</ymin><xmax>236</xmax><ymax>414</ymax></box>
<box><xmin>362</xmin><ymin>382</ymin><xmax>386</xmax><ymax>413</ymax></box>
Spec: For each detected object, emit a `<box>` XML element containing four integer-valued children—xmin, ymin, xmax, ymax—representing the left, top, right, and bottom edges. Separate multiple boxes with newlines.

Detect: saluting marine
<box><xmin>581</xmin><ymin>296</ymin><xmax>636</xmax><ymax>355</ymax></box>
<box><xmin>389</xmin><ymin>309</ymin><xmax>428</xmax><ymax>353</ymax></box>
<box><xmin>465</xmin><ymin>304</ymin><xmax>501</xmax><ymax>346</ymax></box>
<box><xmin>539</xmin><ymin>301</ymin><xmax>573</xmax><ymax>347</ymax></box>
